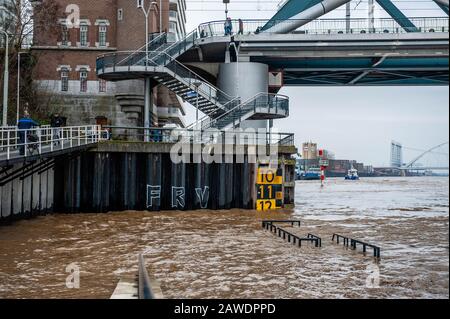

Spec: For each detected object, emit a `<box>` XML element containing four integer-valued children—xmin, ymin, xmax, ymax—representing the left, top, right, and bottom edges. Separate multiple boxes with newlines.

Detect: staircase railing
<box><xmin>158</xmin><ymin>29</ymin><xmax>199</xmax><ymax>61</ymax></box>
<box><xmin>187</xmin><ymin>96</ymin><xmax>242</xmax><ymax>129</ymax></box>
<box><xmin>201</xmin><ymin>93</ymin><xmax>289</xmax><ymax>130</ymax></box>
<box><xmin>116</xmin><ymin>32</ymin><xmax>167</xmax><ymax>67</ymax></box>
<box><xmin>146</xmin><ymin>51</ymin><xmax>237</xmax><ymax>110</ymax></box>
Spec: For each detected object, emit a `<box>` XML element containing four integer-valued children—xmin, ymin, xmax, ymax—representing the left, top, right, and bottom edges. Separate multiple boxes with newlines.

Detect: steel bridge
<box><xmin>189</xmin><ymin>16</ymin><xmax>449</xmax><ymax>86</ymax></box>
<box><xmin>401</xmin><ymin>141</ymin><xmax>449</xmax><ymax>170</ymax></box>
<box><xmin>385</xmin><ymin>141</ymin><xmax>449</xmax><ymax>171</ymax></box>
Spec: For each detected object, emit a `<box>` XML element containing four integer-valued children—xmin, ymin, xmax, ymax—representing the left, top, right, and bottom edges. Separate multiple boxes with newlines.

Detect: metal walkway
<box><xmin>0</xmin><ymin>125</ymin><xmax>103</xmax><ymax>167</ymax></box>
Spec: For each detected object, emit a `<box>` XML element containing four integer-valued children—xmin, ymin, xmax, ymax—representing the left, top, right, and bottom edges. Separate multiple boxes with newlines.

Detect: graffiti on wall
<box><xmin>146</xmin><ymin>185</ymin><xmax>210</xmax><ymax>209</ymax></box>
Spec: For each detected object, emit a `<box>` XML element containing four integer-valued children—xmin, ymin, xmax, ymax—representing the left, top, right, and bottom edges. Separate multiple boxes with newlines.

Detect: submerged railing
<box><xmin>0</xmin><ymin>125</ymin><xmax>103</xmax><ymax>161</ymax></box>
<box><xmin>198</xmin><ymin>17</ymin><xmax>449</xmax><ymax>37</ymax></box>
<box><xmin>332</xmin><ymin>233</ymin><xmax>381</xmax><ymax>258</ymax></box>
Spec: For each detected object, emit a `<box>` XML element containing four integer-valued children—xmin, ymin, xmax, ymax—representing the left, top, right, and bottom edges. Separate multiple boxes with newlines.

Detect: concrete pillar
<box><xmin>22</xmin><ymin>173</ymin><xmax>32</xmax><ymax>214</ymax></box>
<box><xmin>47</xmin><ymin>168</ymin><xmax>54</xmax><ymax>212</ymax></box>
<box><xmin>217</xmin><ymin>62</ymin><xmax>269</xmax><ymax>129</ymax></box>
<box><xmin>12</xmin><ymin>173</ymin><xmax>22</xmax><ymax>216</ymax></box>
<box><xmin>1</xmin><ymin>182</ymin><xmax>12</xmax><ymax>219</ymax></box>
<box><xmin>32</xmin><ymin>171</ymin><xmax>40</xmax><ymax>213</ymax></box>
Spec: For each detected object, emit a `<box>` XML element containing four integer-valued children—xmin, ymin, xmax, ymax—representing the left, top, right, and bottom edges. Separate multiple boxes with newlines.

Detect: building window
<box><xmin>61</xmin><ymin>69</ymin><xmax>69</xmax><ymax>92</ymax></box>
<box><xmin>80</xmin><ymin>25</ymin><xmax>88</xmax><ymax>47</ymax></box>
<box><xmin>118</xmin><ymin>8</ymin><xmax>123</xmax><ymax>21</ymax></box>
<box><xmin>169</xmin><ymin>11</ymin><xmax>177</xmax><ymax>19</ymax></box>
<box><xmin>169</xmin><ymin>22</ymin><xmax>177</xmax><ymax>33</ymax></box>
<box><xmin>80</xmin><ymin>69</ymin><xmax>88</xmax><ymax>92</ymax></box>
<box><xmin>99</xmin><ymin>79</ymin><xmax>107</xmax><ymax>93</ymax></box>
<box><xmin>61</xmin><ymin>25</ymin><xmax>69</xmax><ymax>46</ymax></box>
<box><xmin>137</xmin><ymin>0</ymin><xmax>144</xmax><ymax>8</ymax></box>
<box><xmin>99</xmin><ymin>25</ymin><xmax>107</xmax><ymax>47</ymax></box>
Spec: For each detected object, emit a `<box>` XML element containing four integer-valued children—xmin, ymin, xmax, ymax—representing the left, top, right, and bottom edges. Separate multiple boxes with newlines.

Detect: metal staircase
<box><xmin>96</xmin><ymin>30</ymin><xmax>289</xmax><ymax>129</ymax></box>
<box><xmin>199</xmin><ymin>93</ymin><xmax>289</xmax><ymax>130</ymax></box>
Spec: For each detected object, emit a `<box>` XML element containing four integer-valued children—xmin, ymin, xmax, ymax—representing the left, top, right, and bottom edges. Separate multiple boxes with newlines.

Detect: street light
<box><xmin>137</xmin><ymin>0</ymin><xmax>159</xmax><ymax>141</ymax></box>
<box><xmin>193</xmin><ymin>81</ymin><xmax>202</xmax><ymax>129</ymax></box>
<box><xmin>1</xmin><ymin>30</ymin><xmax>9</xmax><ymax>127</ymax></box>
<box><xmin>137</xmin><ymin>0</ymin><xmax>159</xmax><ymax>66</ymax></box>
<box><xmin>223</xmin><ymin>0</ymin><xmax>230</xmax><ymax>20</ymax></box>
<box><xmin>17</xmin><ymin>52</ymin><xmax>27</xmax><ymax>125</ymax></box>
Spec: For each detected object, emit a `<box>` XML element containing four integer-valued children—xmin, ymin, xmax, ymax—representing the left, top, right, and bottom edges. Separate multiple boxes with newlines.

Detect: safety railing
<box><xmin>97</xmin><ymin>50</ymin><xmax>236</xmax><ymax>112</ymax></box>
<box><xmin>198</xmin><ymin>17</ymin><xmax>449</xmax><ymax>37</ymax></box>
<box><xmin>332</xmin><ymin>233</ymin><xmax>381</xmax><ymax>258</ymax></box>
<box><xmin>161</xmin><ymin>29</ymin><xmax>199</xmax><ymax>61</ymax></box>
<box><xmin>157</xmin><ymin>55</ymin><xmax>236</xmax><ymax>109</ymax></box>
<box><xmin>104</xmin><ymin>126</ymin><xmax>295</xmax><ymax>146</ymax></box>
<box><xmin>116</xmin><ymin>32</ymin><xmax>168</xmax><ymax>67</ymax></box>
<box><xmin>0</xmin><ymin>125</ymin><xmax>103</xmax><ymax>161</ymax></box>
<box><xmin>201</xmin><ymin>93</ymin><xmax>289</xmax><ymax>131</ymax></box>
<box><xmin>138</xmin><ymin>254</ymin><xmax>155</xmax><ymax>299</ymax></box>
<box><xmin>262</xmin><ymin>221</ymin><xmax>322</xmax><ymax>248</ymax></box>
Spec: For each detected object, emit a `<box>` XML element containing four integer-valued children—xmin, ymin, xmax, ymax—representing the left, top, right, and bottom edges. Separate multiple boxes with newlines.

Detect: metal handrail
<box><xmin>201</xmin><ymin>92</ymin><xmax>289</xmax><ymax>130</ymax></box>
<box><xmin>103</xmin><ymin>126</ymin><xmax>295</xmax><ymax>146</ymax></box>
<box><xmin>186</xmin><ymin>96</ymin><xmax>242</xmax><ymax>129</ymax></box>
<box><xmin>157</xmin><ymin>29</ymin><xmax>198</xmax><ymax>60</ymax></box>
<box><xmin>0</xmin><ymin>125</ymin><xmax>103</xmax><ymax>160</ymax></box>
<box><xmin>116</xmin><ymin>32</ymin><xmax>167</xmax><ymax>66</ymax></box>
<box><xmin>138</xmin><ymin>254</ymin><xmax>155</xmax><ymax>299</ymax></box>
<box><xmin>198</xmin><ymin>17</ymin><xmax>449</xmax><ymax>36</ymax></box>
<box><xmin>146</xmin><ymin>51</ymin><xmax>236</xmax><ymax>104</ymax></box>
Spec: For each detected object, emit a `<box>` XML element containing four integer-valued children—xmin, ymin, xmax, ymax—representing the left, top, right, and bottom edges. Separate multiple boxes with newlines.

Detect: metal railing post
<box><xmin>6</xmin><ymin>129</ymin><xmax>10</xmax><ymax>159</ymax></box>
<box><xmin>38</xmin><ymin>128</ymin><xmax>42</xmax><ymax>155</ymax></box>
<box><xmin>70</xmin><ymin>127</ymin><xmax>73</xmax><ymax>148</ymax></box>
<box><xmin>50</xmin><ymin>127</ymin><xmax>54</xmax><ymax>152</ymax></box>
<box><xmin>24</xmin><ymin>130</ymin><xmax>27</xmax><ymax>157</ymax></box>
<box><xmin>78</xmin><ymin>126</ymin><xmax>81</xmax><ymax>146</ymax></box>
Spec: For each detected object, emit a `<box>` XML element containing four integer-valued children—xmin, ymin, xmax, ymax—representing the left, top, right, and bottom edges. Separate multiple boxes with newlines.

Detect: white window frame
<box><xmin>61</xmin><ymin>25</ymin><xmax>69</xmax><ymax>46</ymax></box>
<box><xmin>99</xmin><ymin>25</ymin><xmax>107</xmax><ymax>47</ymax></box>
<box><xmin>61</xmin><ymin>69</ymin><xmax>69</xmax><ymax>92</ymax></box>
<box><xmin>99</xmin><ymin>79</ymin><xmax>107</xmax><ymax>93</ymax></box>
<box><xmin>80</xmin><ymin>25</ymin><xmax>89</xmax><ymax>47</ymax></box>
<box><xmin>80</xmin><ymin>69</ymin><xmax>88</xmax><ymax>92</ymax></box>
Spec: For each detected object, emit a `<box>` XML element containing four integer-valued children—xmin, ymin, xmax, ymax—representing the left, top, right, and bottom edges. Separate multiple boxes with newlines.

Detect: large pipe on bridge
<box><xmin>434</xmin><ymin>0</ymin><xmax>449</xmax><ymax>7</ymax></box>
<box><xmin>264</xmin><ymin>0</ymin><xmax>352</xmax><ymax>34</ymax></box>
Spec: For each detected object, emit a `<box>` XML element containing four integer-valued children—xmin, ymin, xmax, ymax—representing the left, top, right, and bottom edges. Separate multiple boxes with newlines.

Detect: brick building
<box><xmin>30</xmin><ymin>0</ymin><xmax>187</xmax><ymax>127</ymax></box>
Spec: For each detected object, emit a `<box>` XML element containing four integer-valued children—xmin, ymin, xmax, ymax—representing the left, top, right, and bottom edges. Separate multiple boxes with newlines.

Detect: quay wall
<box><xmin>54</xmin><ymin>152</ymin><xmax>256</xmax><ymax>213</ymax></box>
<box><xmin>0</xmin><ymin>160</ymin><xmax>54</xmax><ymax>223</ymax></box>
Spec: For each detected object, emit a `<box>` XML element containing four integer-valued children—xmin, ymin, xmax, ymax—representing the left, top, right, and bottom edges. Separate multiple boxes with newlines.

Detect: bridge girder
<box><xmin>262</xmin><ymin>0</ymin><xmax>419</xmax><ymax>33</ymax></box>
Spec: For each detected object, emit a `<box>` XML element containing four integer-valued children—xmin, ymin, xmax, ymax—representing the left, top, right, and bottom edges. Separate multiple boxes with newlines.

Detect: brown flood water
<box><xmin>0</xmin><ymin>177</ymin><xmax>448</xmax><ymax>299</ymax></box>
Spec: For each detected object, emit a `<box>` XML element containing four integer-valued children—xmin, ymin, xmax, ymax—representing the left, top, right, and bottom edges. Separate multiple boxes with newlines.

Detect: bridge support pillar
<box><xmin>217</xmin><ymin>62</ymin><xmax>269</xmax><ymax>130</ymax></box>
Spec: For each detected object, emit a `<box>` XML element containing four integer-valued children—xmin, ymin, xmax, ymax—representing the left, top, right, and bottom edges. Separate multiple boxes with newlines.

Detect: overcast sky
<box><xmin>182</xmin><ymin>0</ymin><xmax>449</xmax><ymax>166</ymax></box>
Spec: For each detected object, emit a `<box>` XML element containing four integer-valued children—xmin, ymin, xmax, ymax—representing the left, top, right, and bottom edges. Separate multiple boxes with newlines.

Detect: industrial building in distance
<box><xmin>298</xmin><ymin>141</ymin><xmax>375</xmax><ymax>177</ymax></box>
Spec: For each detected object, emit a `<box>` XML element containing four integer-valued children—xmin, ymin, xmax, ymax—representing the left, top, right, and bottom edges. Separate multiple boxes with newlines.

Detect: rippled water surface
<box><xmin>0</xmin><ymin>177</ymin><xmax>448</xmax><ymax>299</ymax></box>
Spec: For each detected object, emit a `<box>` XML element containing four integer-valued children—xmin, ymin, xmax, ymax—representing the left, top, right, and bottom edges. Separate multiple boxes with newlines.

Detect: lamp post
<box><xmin>138</xmin><ymin>0</ymin><xmax>158</xmax><ymax>142</ymax></box>
<box><xmin>138</xmin><ymin>0</ymin><xmax>158</xmax><ymax>67</ymax></box>
<box><xmin>193</xmin><ymin>81</ymin><xmax>202</xmax><ymax>129</ymax></box>
<box><xmin>17</xmin><ymin>52</ymin><xmax>27</xmax><ymax>125</ymax></box>
<box><xmin>1</xmin><ymin>30</ymin><xmax>9</xmax><ymax>127</ymax></box>
<box><xmin>223</xmin><ymin>0</ymin><xmax>230</xmax><ymax>20</ymax></box>
<box><xmin>159</xmin><ymin>0</ymin><xmax>162</xmax><ymax>34</ymax></box>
